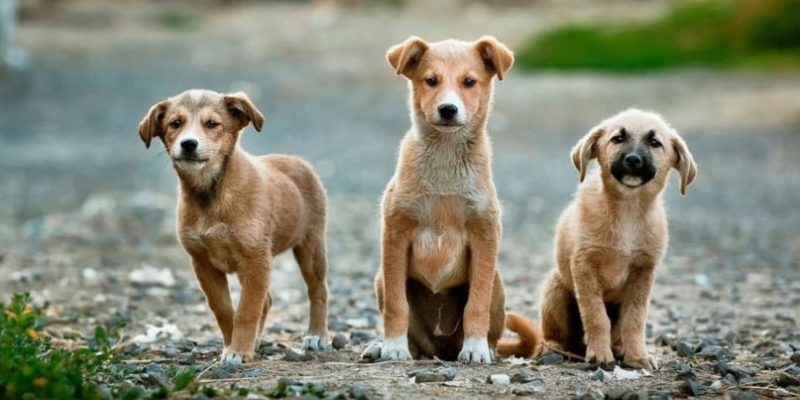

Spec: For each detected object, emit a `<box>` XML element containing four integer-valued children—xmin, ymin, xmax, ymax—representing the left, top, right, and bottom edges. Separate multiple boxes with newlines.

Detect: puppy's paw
<box><xmin>624</xmin><ymin>352</ymin><xmax>658</xmax><ymax>371</ymax></box>
<box><xmin>219</xmin><ymin>349</ymin><xmax>252</xmax><ymax>368</ymax></box>
<box><xmin>379</xmin><ymin>336</ymin><xmax>412</xmax><ymax>361</ymax></box>
<box><xmin>586</xmin><ymin>345</ymin><xmax>615</xmax><ymax>370</ymax></box>
<box><xmin>302</xmin><ymin>335</ymin><xmax>331</xmax><ymax>351</ymax></box>
<box><xmin>458</xmin><ymin>337</ymin><xmax>494</xmax><ymax>364</ymax></box>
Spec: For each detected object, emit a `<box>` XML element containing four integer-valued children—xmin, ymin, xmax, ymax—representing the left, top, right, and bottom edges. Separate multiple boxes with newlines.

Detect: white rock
<box><xmin>489</xmin><ymin>374</ymin><xmax>510</xmax><ymax>385</ymax></box>
<box><xmin>131</xmin><ymin>322</ymin><xmax>184</xmax><ymax>344</ymax></box>
<box><xmin>129</xmin><ymin>264</ymin><xmax>176</xmax><ymax>287</ymax></box>
<box><xmin>612</xmin><ymin>366</ymin><xmax>643</xmax><ymax>380</ymax></box>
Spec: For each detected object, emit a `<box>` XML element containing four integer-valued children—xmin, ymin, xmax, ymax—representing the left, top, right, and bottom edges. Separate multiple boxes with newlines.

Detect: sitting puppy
<box><xmin>138</xmin><ymin>90</ymin><xmax>330</xmax><ymax>366</ymax></box>
<box><xmin>500</xmin><ymin>109</ymin><xmax>697</xmax><ymax>369</ymax></box>
<box><xmin>368</xmin><ymin>36</ymin><xmax>514</xmax><ymax>363</ymax></box>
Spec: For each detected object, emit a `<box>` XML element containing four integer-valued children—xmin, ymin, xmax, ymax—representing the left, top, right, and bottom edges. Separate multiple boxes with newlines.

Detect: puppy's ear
<box><xmin>224</xmin><ymin>92</ymin><xmax>265</xmax><ymax>132</ymax></box>
<box><xmin>671</xmin><ymin>134</ymin><xmax>697</xmax><ymax>195</ymax></box>
<box><xmin>474</xmin><ymin>36</ymin><xmax>514</xmax><ymax>81</ymax></box>
<box><xmin>571</xmin><ymin>124</ymin><xmax>605</xmax><ymax>182</ymax></box>
<box><xmin>387</xmin><ymin>36</ymin><xmax>429</xmax><ymax>78</ymax></box>
<box><xmin>138</xmin><ymin>100</ymin><xmax>170</xmax><ymax>149</ymax></box>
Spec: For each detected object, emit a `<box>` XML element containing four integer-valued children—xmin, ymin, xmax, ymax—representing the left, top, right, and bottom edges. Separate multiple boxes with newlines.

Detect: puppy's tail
<box><xmin>496</xmin><ymin>312</ymin><xmax>542</xmax><ymax>359</ymax></box>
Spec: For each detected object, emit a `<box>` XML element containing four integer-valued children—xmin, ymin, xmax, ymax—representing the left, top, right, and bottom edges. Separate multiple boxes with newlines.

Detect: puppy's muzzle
<box><xmin>611</xmin><ymin>152</ymin><xmax>656</xmax><ymax>187</ymax></box>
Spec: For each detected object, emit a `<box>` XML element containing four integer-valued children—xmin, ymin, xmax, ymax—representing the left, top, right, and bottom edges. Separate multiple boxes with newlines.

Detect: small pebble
<box><xmin>350</xmin><ymin>331</ymin><xmax>373</xmax><ymax>345</ymax></box>
<box><xmin>510</xmin><ymin>371</ymin><xmax>536</xmax><ymax>383</ymax></box>
<box><xmin>537</xmin><ymin>353</ymin><xmax>564</xmax><ymax>365</ymax></box>
<box><xmin>676</xmin><ymin>341</ymin><xmax>698</xmax><ymax>357</ymax></box>
<box><xmin>349</xmin><ymin>383</ymin><xmax>374</xmax><ymax>400</ymax></box>
<box><xmin>591</xmin><ymin>368</ymin><xmax>609</xmax><ymax>383</ymax></box>
<box><xmin>487</xmin><ymin>374</ymin><xmax>510</xmax><ymax>385</ymax></box>
<box><xmin>332</xmin><ymin>333</ymin><xmax>348</xmax><ymax>350</ymax></box>
<box><xmin>774</xmin><ymin>372</ymin><xmax>800</xmax><ymax>387</ymax></box>
<box><xmin>408</xmin><ymin>367</ymin><xmax>456</xmax><ymax>383</ymax></box>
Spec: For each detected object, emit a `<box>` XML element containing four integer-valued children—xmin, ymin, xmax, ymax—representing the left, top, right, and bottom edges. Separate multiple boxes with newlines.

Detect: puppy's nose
<box><xmin>438</xmin><ymin>104</ymin><xmax>458</xmax><ymax>120</ymax></box>
<box><xmin>624</xmin><ymin>154</ymin><xmax>643</xmax><ymax>169</ymax></box>
<box><xmin>181</xmin><ymin>139</ymin><xmax>198</xmax><ymax>152</ymax></box>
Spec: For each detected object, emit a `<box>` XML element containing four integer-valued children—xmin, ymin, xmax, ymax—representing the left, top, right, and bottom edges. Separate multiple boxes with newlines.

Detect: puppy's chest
<box><xmin>593</xmin><ymin>220</ymin><xmax>663</xmax><ymax>290</ymax></box>
<box><xmin>181</xmin><ymin>221</ymin><xmax>253</xmax><ymax>273</ymax></box>
<box><xmin>408</xmin><ymin>197</ymin><xmax>471</xmax><ymax>293</ymax></box>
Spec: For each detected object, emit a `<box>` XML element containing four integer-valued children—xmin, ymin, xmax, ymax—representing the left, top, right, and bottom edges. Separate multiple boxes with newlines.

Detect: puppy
<box><xmin>500</xmin><ymin>109</ymin><xmax>697</xmax><ymax>370</ymax></box>
<box><xmin>368</xmin><ymin>36</ymin><xmax>514</xmax><ymax>363</ymax></box>
<box><xmin>138</xmin><ymin>89</ymin><xmax>330</xmax><ymax>366</ymax></box>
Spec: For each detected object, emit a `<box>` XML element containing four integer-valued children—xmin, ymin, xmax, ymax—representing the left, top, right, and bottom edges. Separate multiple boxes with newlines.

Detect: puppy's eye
<box><xmin>649</xmin><ymin>138</ymin><xmax>662</xmax><ymax>148</ymax></box>
<box><xmin>463</xmin><ymin>77</ymin><xmax>476</xmax><ymax>88</ymax></box>
<box><xmin>611</xmin><ymin>128</ymin><xmax>626</xmax><ymax>144</ymax></box>
<box><xmin>205</xmin><ymin>120</ymin><xmax>220</xmax><ymax>129</ymax></box>
<box><xmin>425</xmin><ymin>77</ymin><xmax>438</xmax><ymax>87</ymax></box>
<box><xmin>169</xmin><ymin>119</ymin><xmax>182</xmax><ymax>129</ymax></box>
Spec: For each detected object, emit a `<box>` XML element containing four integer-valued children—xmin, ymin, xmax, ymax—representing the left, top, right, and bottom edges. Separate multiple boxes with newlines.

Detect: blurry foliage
<box><xmin>0</xmin><ymin>293</ymin><xmax>110</xmax><ymax>399</ymax></box>
<box><xmin>158</xmin><ymin>11</ymin><xmax>202</xmax><ymax>31</ymax></box>
<box><xmin>517</xmin><ymin>0</ymin><xmax>800</xmax><ymax>72</ymax></box>
<box><xmin>0</xmin><ymin>293</ymin><xmax>331</xmax><ymax>399</ymax></box>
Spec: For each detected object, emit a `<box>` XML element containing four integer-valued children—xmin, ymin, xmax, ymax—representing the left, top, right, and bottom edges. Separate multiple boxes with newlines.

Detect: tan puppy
<box><xmin>500</xmin><ymin>109</ymin><xmax>697</xmax><ymax>370</ymax></box>
<box><xmin>138</xmin><ymin>89</ymin><xmax>330</xmax><ymax>366</ymax></box>
<box><xmin>369</xmin><ymin>36</ymin><xmax>513</xmax><ymax>363</ymax></box>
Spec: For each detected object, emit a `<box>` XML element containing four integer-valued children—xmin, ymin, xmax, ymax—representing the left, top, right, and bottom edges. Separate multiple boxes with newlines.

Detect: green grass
<box><xmin>517</xmin><ymin>0</ymin><xmax>800</xmax><ymax>72</ymax></box>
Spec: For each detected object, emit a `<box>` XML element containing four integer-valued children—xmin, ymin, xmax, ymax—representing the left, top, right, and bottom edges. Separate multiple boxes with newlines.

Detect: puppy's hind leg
<box><xmin>293</xmin><ymin>233</ymin><xmax>330</xmax><ymax>351</ymax></box>
<box><xmin>540</xmin><ymin>271</ymin><xmax>580</xmax><ymax>357</ymax></box>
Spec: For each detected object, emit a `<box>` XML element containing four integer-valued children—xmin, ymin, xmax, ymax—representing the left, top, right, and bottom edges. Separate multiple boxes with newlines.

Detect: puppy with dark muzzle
<box><xmin>499</xmin><ymin>109</ymin><xmax>697</xmax><ymax>370</ymax></box>
<box><xmin>138</xmin><ymin>89</ymin><xmax>331</xmax><ymax>367</ymax></box>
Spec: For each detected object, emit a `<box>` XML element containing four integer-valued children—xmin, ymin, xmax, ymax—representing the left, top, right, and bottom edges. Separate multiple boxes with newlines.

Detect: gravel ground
<box><xmin>1</xmin><ymin>1</ymin><xmax>800</xmax><ymax>398</ymax></box>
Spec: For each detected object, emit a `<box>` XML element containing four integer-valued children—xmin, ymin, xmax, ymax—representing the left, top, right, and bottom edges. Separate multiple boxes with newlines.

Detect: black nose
<box><xmin>181</xmin><ymin>139</ymin><xmax>198</xmax><ymax>152</ymax></box>
<box><xmin>438</xmin><ymin>104</ymin><xmax>458</xmax><ymax>120</ymax></box>
<box><xmin>624</xmin><ymin>154</ymin><xmax>643</xmax><ymax>169</ymax></box>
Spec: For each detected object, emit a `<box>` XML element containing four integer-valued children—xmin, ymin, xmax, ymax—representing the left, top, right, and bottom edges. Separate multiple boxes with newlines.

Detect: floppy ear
<box><xmin>671</xmin><ymin>134</ymin><xmax>697</xmax><ymax>195</ymax></box>
<box><xmin>571</xmin><ymin>124</ymin><xmax>605</xmax><ymax>182</ymax></box>
<box><xmin>474</xmin><ymin>36</ymin><xmax>514</xmax><ymax>81</ymax></box>
<box><xmin>138</xmin><ymin>100</ymin><xmax>170</xmax><ymax>149</ymax></box>
<box><xmin>224</xmin><ymin>92</ymin><xmax>265</xmax><ymax>132</ymax></box>
<box><xmin>386</xmin><ymin>36</ymin><xmax>429</xmax><ymax>78</ymax></box>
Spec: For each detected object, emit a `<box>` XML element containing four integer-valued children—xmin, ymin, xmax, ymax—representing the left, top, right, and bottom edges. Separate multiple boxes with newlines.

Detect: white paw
<box><xmin>458</xmin><ymin>337</ymin><xmax>494</xmax><ymax>364</ymax></box>
<box><xmin>219</xmin><ymin>349</ymin><xmax>243</xmax><ymax>368</ymax></box>
<box><xmin>302</xmin><ymin>335</ymin><xmax>331</xmax><ymax>351</ymax></box>
<box><xmin>379</xmin><ymin>336</ymin><xmax>412</xmax><ymax>361</ymax></box>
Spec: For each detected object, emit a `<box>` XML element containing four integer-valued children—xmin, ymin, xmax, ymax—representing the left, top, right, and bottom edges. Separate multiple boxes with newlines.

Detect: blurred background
<box><xmin>0</xmin><ymin>0</ymin><xmax>799</xmax><ymax>395</ymax></box>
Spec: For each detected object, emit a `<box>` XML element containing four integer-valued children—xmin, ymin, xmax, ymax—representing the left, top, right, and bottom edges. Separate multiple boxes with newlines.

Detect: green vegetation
<box><xmin>517</xmin><ymin>0</ymin><xmax>800</xmax><ymax>72</ymax></box>
<box><xmin>1</xmin><ymin>293</ymin><xmax>318</xmax><ymax>400</ymax></box>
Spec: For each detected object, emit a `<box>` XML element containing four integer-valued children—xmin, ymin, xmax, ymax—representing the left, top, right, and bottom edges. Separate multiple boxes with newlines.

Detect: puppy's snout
<box><xmin>181</xmin><ymin>139</ymin><xmax>199</xmax><ymax>153</ymax></box>
<box><xmin>438</xmin><ymin>104</ymin><xmax>458</xmax><ymax>121</ymax></box>
<box><xmin>624</xmin><ymin>154</ymin><xmax>643</xmax><ymax>170</ymax></box>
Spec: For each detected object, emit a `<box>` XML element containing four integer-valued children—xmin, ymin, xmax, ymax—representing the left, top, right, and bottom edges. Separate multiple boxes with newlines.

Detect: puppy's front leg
<box><xmin>619</xmin><ymin>266</ymin><xmax>657</xmax><ymax>370</ymax></box>
<box><xmin>459</xmin><ymin>217</ymin><xmax>500</xmax><ymax>364</ymax></box>
<box><xmin>223</xmin><ymin>255</ymin><xmax>270</xmax><ymax>366</ymax></box>
<box><xmin>572</xmin><ymin>256</ymin><xmax>615</xmax><ymax>368</ymax></box>
<box><xmin>379</xmin><ymin>218</ymin><xmax>413</xmax><ymax>361</ymax></box>
<box><xmin>192</xmin><ymin>256</ymin><xmax>234</xmax><ymax>347</ymax></box>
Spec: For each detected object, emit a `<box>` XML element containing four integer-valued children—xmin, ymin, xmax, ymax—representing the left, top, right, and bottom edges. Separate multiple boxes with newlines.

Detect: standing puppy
<box><xmin>138</xmin><ymin>90</ymin><xmax>330</xmax><ymax>366</ymax></box>
<box><xmin>502</xmin><ymin>109</ymin><xmax>697</xmax><ymax>369</ymax></box>
<box><xmin>371</xmin><ymin>36</ymin><xmax>514</xmax><ymax>363</ymax></box>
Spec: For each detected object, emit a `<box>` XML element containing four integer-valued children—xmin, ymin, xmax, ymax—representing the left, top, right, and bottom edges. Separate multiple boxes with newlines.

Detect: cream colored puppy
<box><xmin>501</xmin><ymin>109</ymin><xmax>697</xmax><ymax>370</ymax></box>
